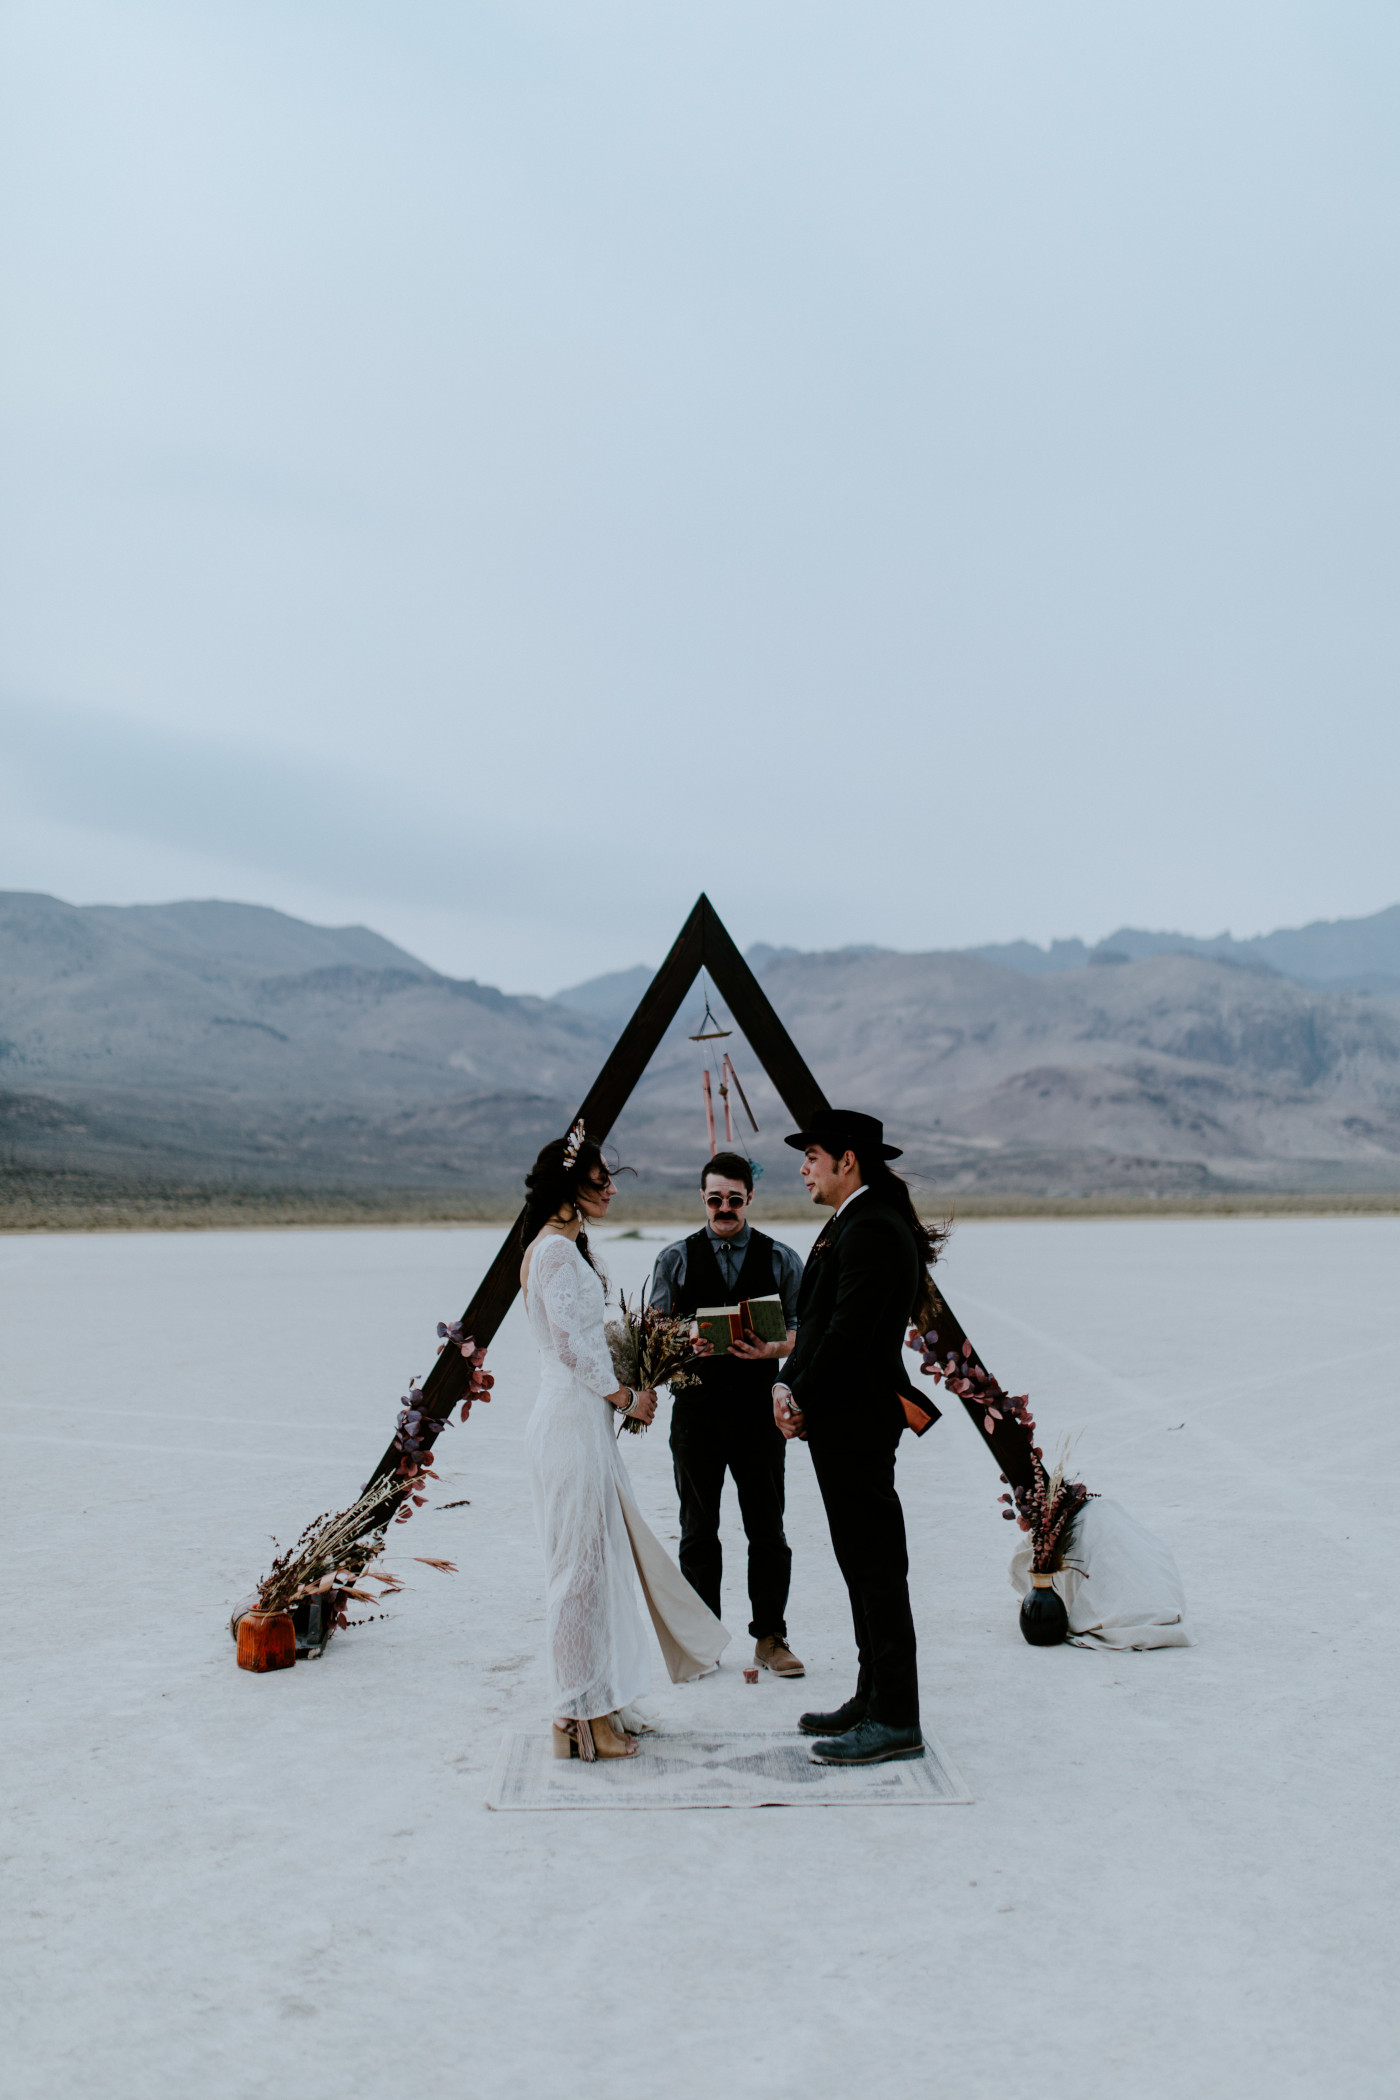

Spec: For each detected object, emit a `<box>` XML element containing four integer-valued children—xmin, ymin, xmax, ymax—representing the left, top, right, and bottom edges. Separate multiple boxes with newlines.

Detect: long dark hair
<box><xmin>849</xmin><ymin>1146</ymin><xmax>949</xmax><ymax>1331</ymax></box>
<box><xmin>519</xmin><ymin>1132</ymin><xmax>616</xmax><ymax>1279</ymax></box>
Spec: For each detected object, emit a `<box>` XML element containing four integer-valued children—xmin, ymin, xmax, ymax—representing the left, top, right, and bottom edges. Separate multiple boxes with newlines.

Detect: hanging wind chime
<box><xmin>688</xmin><ymin>980</ymin><xmax>761</xmax><ymax>1157</ymax></box>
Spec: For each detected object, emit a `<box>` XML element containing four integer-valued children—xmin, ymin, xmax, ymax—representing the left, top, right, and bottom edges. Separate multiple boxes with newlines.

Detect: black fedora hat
<box><xmin>783</xmin><ymin>1108</ymin><xmax>902</xmax><ymax>1161</ymax></box>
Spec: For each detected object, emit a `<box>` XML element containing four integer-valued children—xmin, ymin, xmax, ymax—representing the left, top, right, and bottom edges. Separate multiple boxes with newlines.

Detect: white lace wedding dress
<box><xmin>523</xmin><ymin>1233</ymin><xmax>729</xmax><ymax>1720</ymax></box>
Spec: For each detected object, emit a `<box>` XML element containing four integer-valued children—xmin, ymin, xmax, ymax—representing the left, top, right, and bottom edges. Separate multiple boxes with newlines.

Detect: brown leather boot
<box><xmin>755</xmin><ymin>1635</ymin><xmax>805</xmax><ymax>1678</ymax></box>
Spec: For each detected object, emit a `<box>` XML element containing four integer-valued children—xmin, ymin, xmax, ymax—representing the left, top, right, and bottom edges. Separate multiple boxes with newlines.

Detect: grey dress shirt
<box><xmin>647</xmin><ymin>1222</ymin><xmax>804</xmax><ymax>1325</ymax></box>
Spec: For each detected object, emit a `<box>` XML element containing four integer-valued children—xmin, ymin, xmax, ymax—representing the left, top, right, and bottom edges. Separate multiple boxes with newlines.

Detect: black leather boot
<box><xmin>808</xmin><ymin>1718</ymin><xmax>925</xmax><ymax>1765</ymax></box>
<box><xmin>798</xmin><ymin>1694</ymin><xmax>868</xmax><ymax>1737</ymax></box>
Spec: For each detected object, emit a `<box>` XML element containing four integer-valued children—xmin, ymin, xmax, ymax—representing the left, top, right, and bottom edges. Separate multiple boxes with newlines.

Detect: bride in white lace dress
<box><xmin>520</xmin><ymin>1123</ymin><xmax>729</xmax><ymax>1762</ymax></box>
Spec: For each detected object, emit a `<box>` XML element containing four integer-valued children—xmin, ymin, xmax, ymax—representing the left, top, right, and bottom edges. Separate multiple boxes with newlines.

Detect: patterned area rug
<box><xmin>485</xmin><ymin>1727</ymin><xmax>972</xmax><ymax>1809</ymax></box>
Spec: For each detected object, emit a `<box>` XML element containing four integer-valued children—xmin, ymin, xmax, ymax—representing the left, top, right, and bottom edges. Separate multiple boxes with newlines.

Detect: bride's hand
<box><xmin>628</xmin><ymin>1387</ymin><xmax>658</xmax><ymax>1425</ymax></box>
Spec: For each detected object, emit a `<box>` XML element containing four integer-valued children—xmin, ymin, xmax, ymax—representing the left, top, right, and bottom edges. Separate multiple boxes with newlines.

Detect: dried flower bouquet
<box><xmin>254</xmin><ymin>1473</ymin><xmax>405</xmax><ymax>1625</ymax></box>
<box><xmin>605</xmin><ymin>1293</ymin><xmax>698</xmax><ymax>1434</ymax></box>
<box><xmin>909</xmin><ymin>1327</ymin><xmax>1094</xmax><ymax>1572</ymax></box>
<box><xmin>243</xmin><ymin>1318</ymin><xmax>493</xmax><ymax>1647</ymax></box>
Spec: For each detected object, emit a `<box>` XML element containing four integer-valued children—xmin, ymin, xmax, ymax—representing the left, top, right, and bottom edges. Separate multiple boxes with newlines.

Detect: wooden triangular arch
<box><xmin>364</xmin><ymin>894</ymin><xmax>1036</xmax><ymax>1498</ymax></box>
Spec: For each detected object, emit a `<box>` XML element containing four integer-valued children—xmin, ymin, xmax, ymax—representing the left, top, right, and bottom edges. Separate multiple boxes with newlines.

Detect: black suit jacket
<box><xmin>783</xmin><ymin>1196</ymin><xmax>940</xmax><ymax>1437</ymax></box>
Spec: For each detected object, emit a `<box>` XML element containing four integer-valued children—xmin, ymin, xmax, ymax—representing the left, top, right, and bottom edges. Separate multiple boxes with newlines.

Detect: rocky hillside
<box><xmin>0</xmin><ymin>893</ymin><xmax>607</xmax><ymax>1193</ymax></box>
<box><xmin>626</xmin><ymin>946</ymin><xmax>1400</xmax><ymax>1198</ymax></box>
<box><xmin>967</xmin><ymin>902</ymin><xmax>1400</xmax><ymax>993</ymax></box>
<box><xmin>3</xmin><ymin>891</ymin><xmax>1398</xmax><ymax>1207</ymax></box>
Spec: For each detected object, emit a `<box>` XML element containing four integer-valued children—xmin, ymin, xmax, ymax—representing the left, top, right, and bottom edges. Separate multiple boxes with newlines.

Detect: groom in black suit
<box><xmin>772</xmin><ymin>1109</ymin><xmax>939</xmax><ymax>1766</ymax></box>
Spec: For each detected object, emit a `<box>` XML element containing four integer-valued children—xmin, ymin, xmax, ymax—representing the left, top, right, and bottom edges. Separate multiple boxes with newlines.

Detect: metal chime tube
<box><xmin>701</xmin><ymin>1069</ymin><xmax>717</xmax><ymax>1156</ymax></box>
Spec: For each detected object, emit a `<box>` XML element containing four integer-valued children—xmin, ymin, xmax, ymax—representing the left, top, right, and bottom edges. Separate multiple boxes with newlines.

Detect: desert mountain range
<box><xmin>2</xmin><ymin>889</ymin><xmax>1398</xmax><ymax>1208</ymax></box>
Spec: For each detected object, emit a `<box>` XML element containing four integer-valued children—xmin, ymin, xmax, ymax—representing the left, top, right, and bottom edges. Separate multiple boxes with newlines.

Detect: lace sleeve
<box><xmin>531</xmin><ymin>1237</ymin><xmax>619</xmax><ymax>1398</ymax></box>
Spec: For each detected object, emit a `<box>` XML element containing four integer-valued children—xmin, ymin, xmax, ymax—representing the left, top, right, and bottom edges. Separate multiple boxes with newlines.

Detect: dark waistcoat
<box><xmin>669</xmin><ymin>1229</ymin><xmax>781</xmax><ymax>1403</ymax></box>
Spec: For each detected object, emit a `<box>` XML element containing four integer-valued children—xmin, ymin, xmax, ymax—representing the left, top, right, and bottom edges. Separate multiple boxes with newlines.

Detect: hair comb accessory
<box><xmin>562</xmin><ymin>1118</ymin><xmax>586</xmax><ymax>1170</ymax></box>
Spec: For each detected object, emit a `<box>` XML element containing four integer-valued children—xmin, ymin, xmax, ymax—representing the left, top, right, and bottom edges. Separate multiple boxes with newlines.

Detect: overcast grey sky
<box><xmin>2</xmin><ymin>1</ymin><xmax>1398</xmax><ymax>991</ymax></box>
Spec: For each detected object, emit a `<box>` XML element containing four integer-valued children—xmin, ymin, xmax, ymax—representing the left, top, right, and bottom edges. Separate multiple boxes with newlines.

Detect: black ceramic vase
<box><xmin>1019</xmin><ymin>1574</ymin><xmax>1069</xmax><ymax>1647</ymax></box>
<box><xmin>290</xmin><ymin>1588</ymin><xmax>339</xmax><ymax>1658</ymax></box>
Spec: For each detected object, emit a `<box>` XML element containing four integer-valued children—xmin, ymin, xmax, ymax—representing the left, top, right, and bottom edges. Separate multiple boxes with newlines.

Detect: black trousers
<box><xmin>669</xmin><ymin>1397</ymin><xmax>791</xmax><ymax>1639</ymax></box>
<box><xmin>808</xmin><ymin>1415</ymin><xmax>919</xmax><ymax>1728</ymax></box>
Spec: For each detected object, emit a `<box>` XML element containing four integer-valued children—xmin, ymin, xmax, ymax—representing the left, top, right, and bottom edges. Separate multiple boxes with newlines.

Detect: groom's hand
<box><xmin>773</xmin><ymin>1385</ymin><xmax>806</xmax><ymax>1440</ymax></box>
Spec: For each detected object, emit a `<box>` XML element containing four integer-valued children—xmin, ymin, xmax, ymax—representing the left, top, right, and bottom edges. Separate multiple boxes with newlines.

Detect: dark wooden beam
<box><xmin>575</xmin><ymin>897</ymin><xmax>708</xmax><ymax>1139</ymax></box>
<box><xmin>362</xmin><ymin>899</ymin><xmax>710</xmax><ymax>1488</ymax></box>
<box><xmin>696</xmin><ymin>896</ymin><xmax>829</xmax><ymax>1127</ymax></box>
<box><xmin>361</xmin><ymin>891</ymin><xmax>1036</xmax><ymax>1503</ymax></box>
<box><xmin>915</xmin><ymin>1291</ymin><xmax>1036</xmax><ymax>1493</ymax></box>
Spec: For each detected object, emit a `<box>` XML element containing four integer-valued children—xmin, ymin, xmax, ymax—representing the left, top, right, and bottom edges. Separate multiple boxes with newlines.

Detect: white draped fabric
<box><xmin>1010</xmin><ymin>1496</ymin><xmax>1195</xmax><ymax>1650</ymax></box>
<box><xmin>523</xmin><ymin>1234</ymin><xmax>729</xmax><ymax>1718</ymax></box>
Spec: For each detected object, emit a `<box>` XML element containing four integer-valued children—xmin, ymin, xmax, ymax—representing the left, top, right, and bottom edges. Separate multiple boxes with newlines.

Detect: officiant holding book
<box><xmin>648</xmin><ymin>1153</ymin><xmax>806</xmax><ymax>1678</ymax></box>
